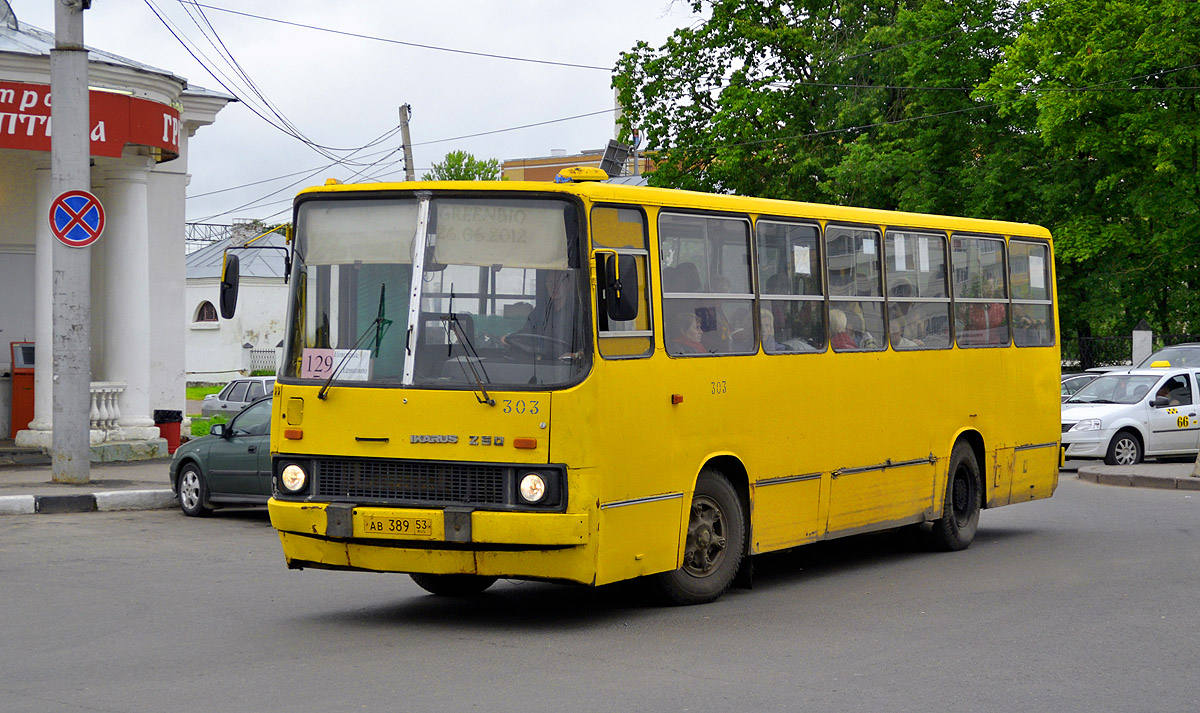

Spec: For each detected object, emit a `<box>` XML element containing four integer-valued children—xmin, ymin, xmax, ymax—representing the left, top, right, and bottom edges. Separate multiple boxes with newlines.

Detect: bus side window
<box><xmin>952</xmin><ymin>235</ymin><xmax>1010</xmax><ymax>347</ymax></box>
<box><xmin>592</xmin><ymin>206</ymin><xmax>652</xmax><ymax>358</ymax></box>
<box><xmin>756</xmin><ymin>220</ymin><xmax>824</xmax><ymax>352</ymax></box>
<box><xmin>1009</xmin><ymin>240</ymin><xmax>1054</xmax><ymax>347</ymax></box>
<box><xmin>659</xmin><ymin>213</ymin><xmax>754</xmax><ymax>356</ymax></box>
<box><xmin>827</xmin><ymin>226</ymin><xmax>886</xmax><ymax>352</ymax></box>
<box><xmin>884</xmin><ymin>231</ymin><xmax>951</xmax><ymax>350</ymax></box>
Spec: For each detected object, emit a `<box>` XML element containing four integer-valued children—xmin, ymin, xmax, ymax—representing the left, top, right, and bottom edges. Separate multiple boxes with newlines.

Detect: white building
<box><xmin>0</xmin><ymin>3</ymin><xmax>232</xmax><ymax>457</ymax></box>
<box><xmin>185</xmin><ymin>227</ymin><xmax>289</xmax><ymax>382</ymax></box>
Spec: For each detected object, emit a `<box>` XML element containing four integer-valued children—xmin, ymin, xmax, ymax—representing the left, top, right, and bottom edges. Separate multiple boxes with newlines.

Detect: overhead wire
<box><xmin>146</xmin><ymin>0</ymin><xmax>403</xmax><ymax>166</ymax></box>
<box><xmin>182</xmin><ymin>1</ymin><xmax>612</xmax><ymax>71</ymax></box>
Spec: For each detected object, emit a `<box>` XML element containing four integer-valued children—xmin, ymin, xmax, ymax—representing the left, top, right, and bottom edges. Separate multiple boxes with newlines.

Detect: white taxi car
<box><xmin>1061</xmin><ymin>366</ymin><xmax>1200</xmax><ymax>465</ymax></box>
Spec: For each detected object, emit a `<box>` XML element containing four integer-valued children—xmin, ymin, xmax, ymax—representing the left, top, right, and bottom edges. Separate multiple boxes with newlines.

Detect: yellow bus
<box><xmin>249</xmin><ymin>169</ymin><xmax>1060</xmax><ymax>604</ymax></box>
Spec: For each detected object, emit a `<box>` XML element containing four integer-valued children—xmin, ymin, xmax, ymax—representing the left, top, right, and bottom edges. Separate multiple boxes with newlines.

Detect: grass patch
<box><xmin>187</xmin><ymin>384</ymin><xmax>223</xmax><ymax>401</ymax></box>
<box><xmin>189</xmin><ymin>414</ymin><xmax>228</xmax><ymax>437</ymax></box>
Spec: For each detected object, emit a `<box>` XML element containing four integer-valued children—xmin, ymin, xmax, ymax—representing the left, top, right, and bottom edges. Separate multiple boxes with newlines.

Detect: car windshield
<box><xmin>1068</xmin><ymin>374</ymin><xmax>1160</xmax><ymax>404</ymax></box>
<box><xmin>1137</xmin><ymin>345</ymin><xmax>1200</xmax><ymax>368</ymax></box>
<box><xmin>284</xmin><ymin>194</ymin><xmax>588</xmax><ymax>390</ymax></box>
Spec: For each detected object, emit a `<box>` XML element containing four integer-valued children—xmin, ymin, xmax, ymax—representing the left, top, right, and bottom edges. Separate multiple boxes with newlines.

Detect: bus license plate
<box><xmin>360</xmin><ymin>515</ymin><xmax>435</xmax><ymax>539</ymax></box>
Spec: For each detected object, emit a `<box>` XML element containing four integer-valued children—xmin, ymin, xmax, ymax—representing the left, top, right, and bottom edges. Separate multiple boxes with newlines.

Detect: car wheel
<box><xmin>178</xmin><ymin>463</ymin><xmax>212</xmax><ymax>517</ymax></box>
<box><xmin>409</xmin><ymin>573</ymin><xmax>498</xmax><ymax>596</ymax></box>
<box><xmin>1104</xmin><ymin>431</ymin><xmax>1142</xmax><ymax>466</ymax></box>
<box><xmin>930</xmin><ymin>441</ymin><xmax>981</xmax><ymax>552</ymax></box>
<box><xmin>652</xmin><ymin>467</ymin><xmax>746</xmax><ymax>605</ymax></box>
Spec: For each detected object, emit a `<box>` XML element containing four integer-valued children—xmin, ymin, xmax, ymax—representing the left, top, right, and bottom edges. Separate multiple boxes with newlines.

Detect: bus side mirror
<box><xmin>605</xmin><ymin>254</ymin><xmax>639</xmax><ymax>322</ymax></box>
<box><xmin>219</xmin><ymin>254</ymin><xmax>240</xmax><ymax>319</ymax></box>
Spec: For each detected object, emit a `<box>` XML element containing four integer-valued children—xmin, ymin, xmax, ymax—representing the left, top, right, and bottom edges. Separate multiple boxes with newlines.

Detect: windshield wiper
<box><xmin>317</xmin><ymin>284</ymin><xmax>393</xmax><ymax>400</ymax></box>
<box><xmin>443</xmin><ymin>291</ymin><xmax>495</xmax><ymax>406</ymax></box>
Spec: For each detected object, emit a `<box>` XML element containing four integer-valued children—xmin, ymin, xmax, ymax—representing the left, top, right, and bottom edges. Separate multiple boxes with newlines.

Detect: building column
<box><xmin>101</xmin><ymin>156</ymin><xmax>158</xmax><ymax>439</ymax></box>
<box><xmin>16</xmin><ymin>162</ymin><xmax>56</xmax><ymax>447</ymax></box>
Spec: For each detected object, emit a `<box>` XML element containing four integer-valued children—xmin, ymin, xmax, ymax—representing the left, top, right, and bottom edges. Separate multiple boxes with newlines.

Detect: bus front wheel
<box><xmin>409</xmin><ymin>573</ymin><xmax>498</xmax><ymax>597</ymax></box>
<box><xmin>654</xmin><ymin>468</ymin><xmax>746</xmax><ymax>605</ymax></box>
<box><xmin>931</xmin><ymin>442</ymin><xmax>981</xmax><ymax>552</ymax></box>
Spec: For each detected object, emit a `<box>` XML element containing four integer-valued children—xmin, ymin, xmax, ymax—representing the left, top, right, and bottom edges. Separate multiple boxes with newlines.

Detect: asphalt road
<box><xmin>1</xmin><ymin>475</ymin><xmax>1197</xmax><ymax>713</ymax></box>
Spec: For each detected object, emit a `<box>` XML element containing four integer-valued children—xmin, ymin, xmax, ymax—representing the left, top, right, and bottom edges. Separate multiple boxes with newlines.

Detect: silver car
<box><xmin>1061</xmin><ymin>367</ymin><xmax>1200</xmax><ymax>465</ymax></box>
<box><xmin>200</xmin><ymin>376</ymin><xmax>275</xmax><ymax>418</ymax></box>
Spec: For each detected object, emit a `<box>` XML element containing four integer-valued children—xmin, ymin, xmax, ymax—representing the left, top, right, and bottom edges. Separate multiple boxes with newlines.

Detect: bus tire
<box><xmin>653</xmin><ymin>468</ymin><xmax>746</xmax><ymax>605</ymax></box>
<box><xmin>409</xmin><ymin>573</ymin><xmax>498</xmax><ymax>597</ymax></box>
<box><xmin>931</xmin><ymin>441</ymin><xmax>981</xmax><ymax>552</ymax></box>
<box><xmin>1104</xmin><ymin>430</ymin><xmax>1142</xmax><ymax>466</ymax></box>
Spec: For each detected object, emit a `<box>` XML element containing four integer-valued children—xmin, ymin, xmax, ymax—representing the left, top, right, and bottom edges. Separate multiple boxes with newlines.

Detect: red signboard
<box><xmin>0</xmin><ymin>80</ymin><xmax>181</xmax><ymax>159</ymax></box>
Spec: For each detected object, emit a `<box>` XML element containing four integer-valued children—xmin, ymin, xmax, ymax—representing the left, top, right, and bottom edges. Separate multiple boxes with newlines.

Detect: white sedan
<box><xmin>1061</xmin><ymin>367</ymin><xmax>1200</xmax><ymax>465</ymax></box>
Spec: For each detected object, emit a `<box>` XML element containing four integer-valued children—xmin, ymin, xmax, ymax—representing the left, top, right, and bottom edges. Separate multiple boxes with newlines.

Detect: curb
<box><xmin>1077</xmin><ymin>469</ymin><xmax>1200</xmax><ymax>491</ymax></box>
<box><xmin>0</xmin><ymin>489</ymin><xmax>177</xmax><ymax>516</ymax></box>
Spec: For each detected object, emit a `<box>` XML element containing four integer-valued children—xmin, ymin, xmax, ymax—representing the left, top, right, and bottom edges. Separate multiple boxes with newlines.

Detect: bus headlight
<box><xmin>280</xmin><ymin>463</ymin><xmax>308</xmax><ymax>492</ymax></box>
<box><xmin>518</xmin><ymin>473</ymin><xmax>547</xmax><ymax>504</ymax></box>
<box><xmin>1070</xmin><ymin>419</ymin><xmax>1102</xmax><ymax>432</ymax></box>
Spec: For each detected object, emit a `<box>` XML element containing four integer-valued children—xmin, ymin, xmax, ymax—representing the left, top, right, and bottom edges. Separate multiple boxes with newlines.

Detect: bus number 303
<box><xmin>711</xmin><ymin>380</ymin><xmax>727</xmax><ymax>395</ymax></box>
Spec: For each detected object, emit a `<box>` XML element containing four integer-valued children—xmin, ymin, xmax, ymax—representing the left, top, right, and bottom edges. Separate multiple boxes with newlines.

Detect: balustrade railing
<box><xmin>89</xmin><ymin>382</ymin><xmax>125</xmax><ymax>432</ymax></box>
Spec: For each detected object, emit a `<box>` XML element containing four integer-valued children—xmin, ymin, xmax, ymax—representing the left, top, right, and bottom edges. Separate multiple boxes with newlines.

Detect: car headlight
<box><xmin>1069</xmin><ymin>419</ymin><xmax>1103</xmax><ymax>432</ymax></box>
<box><xmin>280</xmin><ymin>463</ymin><xmax>308</xmax><ymax>493</ymax></box>
<box><xmin>518</xmin><ymin>473</ymin><xmax>547</xmax><ymax>504</ymax></box>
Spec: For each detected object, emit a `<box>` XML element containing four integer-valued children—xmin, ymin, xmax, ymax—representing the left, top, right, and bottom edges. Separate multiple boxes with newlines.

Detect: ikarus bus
<box><xmin>221</xmin><ymin>168</ymin><xmax>1060</xmax><ymax>604</ymax></box>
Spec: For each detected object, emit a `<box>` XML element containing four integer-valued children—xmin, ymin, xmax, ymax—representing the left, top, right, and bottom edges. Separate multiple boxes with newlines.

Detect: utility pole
<box><xmin>398</xmin><ymin>104</ymin><xmax>415</xmax><ymax>181</ymax></box>
<box><xmin>50</xmin><ymin>0</ymin><xmax>92</xmax><ymax>483</ymax></box>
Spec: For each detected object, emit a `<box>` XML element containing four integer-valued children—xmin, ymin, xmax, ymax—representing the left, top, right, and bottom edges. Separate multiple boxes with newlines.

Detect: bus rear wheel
<box><xmin>931</xmin><ymin>441</ymin><xmax>981</xmax><ymax>552</ymax></box>
<box><xmin>653</xmin><ymin>468</ymin><xmax>746</xmax><ymax>605</ymax></box>
<box><xmin>409</xmin><ymin>573</ymin><xmax>498</xmax><ymax>597</ymax></box>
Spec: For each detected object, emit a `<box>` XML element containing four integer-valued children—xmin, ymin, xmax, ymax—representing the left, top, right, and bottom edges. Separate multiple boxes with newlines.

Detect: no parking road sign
<box><xmin>49</xmin><ymin>190</ymin><xmax>106</xmax><ymax>248</ymax></box>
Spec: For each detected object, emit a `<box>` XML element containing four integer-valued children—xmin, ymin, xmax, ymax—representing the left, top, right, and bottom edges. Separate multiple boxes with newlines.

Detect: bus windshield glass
<box><xmin>285</xmin><ymin>195</ymin><xmax>588</xmax><ymax>389</ymax></box>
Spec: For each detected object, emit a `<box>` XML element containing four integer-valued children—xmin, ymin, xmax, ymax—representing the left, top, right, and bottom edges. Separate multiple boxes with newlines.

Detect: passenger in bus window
<box><xmin>669</xmin><ymin>312</ymin><xmax>708</xmax><ymax>355</ymax></box>
<box><xmin>830</xmin><ymin>309</ymin><xmax>856</xmax><ymax>350</ymax></box>
<box><xmin>759</xmin><ymin>309</ymin><xmax>792</xmax><ymax>353</ymax></box>
<box><xmin>889</xmin><ymin>304</ymin><xmax>919</xmax><ymax>349</ymax></box>
<box><xmin>845</xmin><ymin>309</ymin><xmax>879</xmax><ymax>349</ymax></box>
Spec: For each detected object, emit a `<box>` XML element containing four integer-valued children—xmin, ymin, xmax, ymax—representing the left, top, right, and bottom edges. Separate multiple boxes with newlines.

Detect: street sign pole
<box><xmin>50</xmin><ymin>1</ymin><xmax>92</xmax><ymax>484</ymax></box>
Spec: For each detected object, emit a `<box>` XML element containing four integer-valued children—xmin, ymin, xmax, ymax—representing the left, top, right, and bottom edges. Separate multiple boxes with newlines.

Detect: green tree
<box><xmin>423</xmin><ymin>150</ymin><xmax>502</xmax><ymax>181</ymax></box>
<box><xmin>614</xmin><ymin>0</ymin><xmax>1200</xmax><ymax>339</ymax></box>
<box><xmin>977</xmin><ymin>0</ymin><xmax>1200</xmax><ymax>336</ymax></box>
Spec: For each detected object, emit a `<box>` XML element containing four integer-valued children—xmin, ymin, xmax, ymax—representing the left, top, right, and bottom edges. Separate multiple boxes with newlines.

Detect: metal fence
<box><xmin>1061</xmin><ymin>336</ymin><xmax>1131</xmax><ymax>370</ymax></box>
<box><xmin>1061</xmin><ymin>332</ymin><xmax>1200</xmax><ymax>370</ymax></box>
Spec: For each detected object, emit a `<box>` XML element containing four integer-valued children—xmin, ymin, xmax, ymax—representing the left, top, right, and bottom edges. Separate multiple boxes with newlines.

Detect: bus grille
<box><xmin>314</xmin><ymin>458</ymin><xmax>506</xmax><ymax>506</ymax></box>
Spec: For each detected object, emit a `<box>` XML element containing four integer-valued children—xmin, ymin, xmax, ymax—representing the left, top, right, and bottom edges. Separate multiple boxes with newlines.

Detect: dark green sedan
<box><xmin>170</xmin><ymin>396</ymin><xmax>273</xmax><ymax>516</ymax></box>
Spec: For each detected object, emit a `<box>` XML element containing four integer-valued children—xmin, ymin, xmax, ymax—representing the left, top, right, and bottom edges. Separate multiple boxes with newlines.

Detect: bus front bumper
<box><xmin>268</xmin><ymin>499</ymin><xmax>594</xmax><ymax>583</ymax></box>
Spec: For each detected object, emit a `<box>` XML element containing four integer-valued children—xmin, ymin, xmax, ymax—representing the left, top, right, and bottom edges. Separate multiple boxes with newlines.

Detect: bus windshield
<box><xmin>285</xmin><ymin>194</ymin><xmax>588</xmax><ymax>389</ymax></box>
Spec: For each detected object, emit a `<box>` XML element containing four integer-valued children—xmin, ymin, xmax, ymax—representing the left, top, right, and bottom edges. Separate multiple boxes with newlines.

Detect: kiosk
<box><xmin>9</xmin><ymin>342</ymin><xmax>34</xmax><ymax>439</ymax></box>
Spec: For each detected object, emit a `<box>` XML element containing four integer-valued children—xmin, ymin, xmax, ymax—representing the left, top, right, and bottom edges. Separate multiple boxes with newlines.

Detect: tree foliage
<box><xmin>423</xmin><ymin>150</ymin><xmax>501</xmax><ymax>181</ymax></box>
<box><xmin>613</xmin><ymin>0</ymin><xmax>1200</xmax><ymax>337</ymax></box>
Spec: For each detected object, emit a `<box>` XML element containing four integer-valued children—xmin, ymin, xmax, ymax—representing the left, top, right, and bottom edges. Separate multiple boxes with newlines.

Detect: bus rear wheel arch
<box><xmin>653</xmin><ymin>466</ymin><xmax>747</xmax><ymax>605</ymax></box>
<box><xmin>930</xmin><ymin>440</ymin><xmax>981</xmax><ymax>552</ymax></box>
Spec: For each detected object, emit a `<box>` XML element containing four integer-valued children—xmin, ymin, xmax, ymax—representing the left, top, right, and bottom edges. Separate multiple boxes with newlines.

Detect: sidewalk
<box><xmin>1075</xmin><ymin>461</ymin><xmax>1200</xmax><ymax>490</ymax></box>
<box><xmin>0</xmin><ymin>456</ymin><xmax>176</xmax><ymax>515</ymax></box>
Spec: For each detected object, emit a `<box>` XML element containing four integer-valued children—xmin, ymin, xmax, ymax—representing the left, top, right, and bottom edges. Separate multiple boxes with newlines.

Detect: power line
<box><xmin>183</xmin><ymin>1</ymin><xmax>612</xmax><ymax>71</ymax></box>
<box><xmin>146</xmin><ymin>0</ymin><xmax>404</xmax><ymax>164</ymax></box>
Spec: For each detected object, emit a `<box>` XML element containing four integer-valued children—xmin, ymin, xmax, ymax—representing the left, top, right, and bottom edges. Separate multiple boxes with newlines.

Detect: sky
<box><xmin>8</xmin><ymin>0</ymin><xmax>700</xmax><ymax>224</ymax></box>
